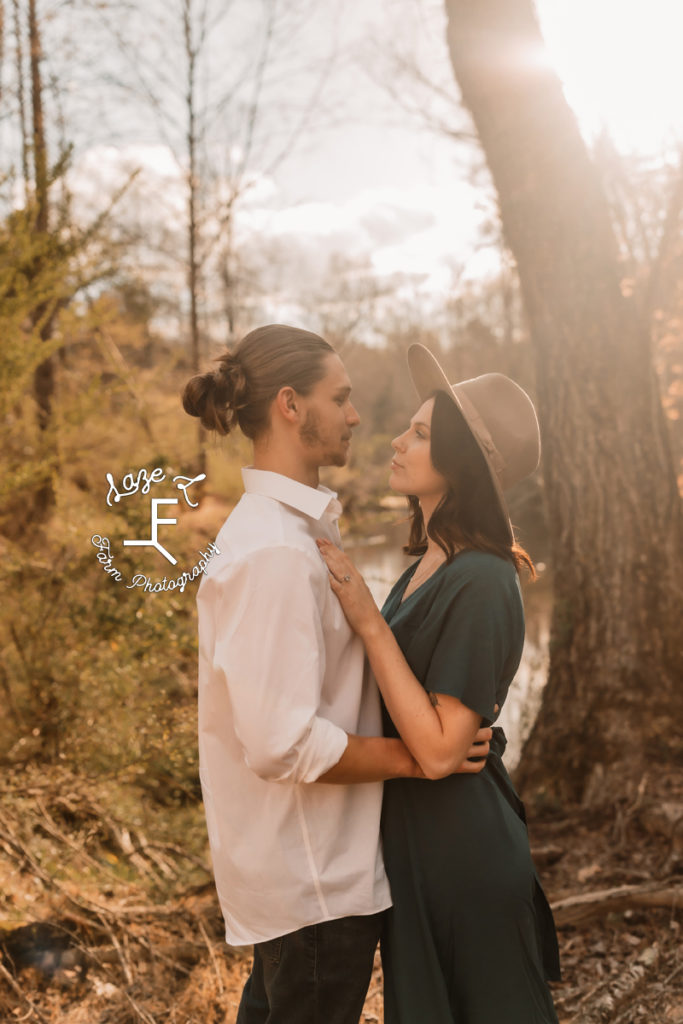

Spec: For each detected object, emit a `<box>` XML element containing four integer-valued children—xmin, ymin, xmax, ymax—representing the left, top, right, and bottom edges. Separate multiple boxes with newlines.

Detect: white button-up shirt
<box><xmin>196</xmin><ymin>468</ymin><xmax>391</xmax><ymax>946</ymax></box>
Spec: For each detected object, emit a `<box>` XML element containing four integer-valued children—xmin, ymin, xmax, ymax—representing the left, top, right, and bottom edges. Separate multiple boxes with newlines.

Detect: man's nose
<box><xmin>347</xmin><ymin>403</ymin><xmax>361</xmax><ymax>427</ymax></box>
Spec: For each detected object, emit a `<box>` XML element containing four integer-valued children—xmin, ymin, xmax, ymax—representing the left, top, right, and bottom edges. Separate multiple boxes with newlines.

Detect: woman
<box><xmin>318</xmin><ymin>344</ymin><xmax>560</xmax><ymax>1024</ymax></box>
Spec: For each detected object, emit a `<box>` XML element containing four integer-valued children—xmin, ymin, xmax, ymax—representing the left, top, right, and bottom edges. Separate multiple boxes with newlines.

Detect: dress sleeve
<box><xmin>421</xmin><ymin>562</ymin><xmax>520</xmax><ymax>725</ymax></box>
<box><xmin>208</xmin><ymin>545</ymin><xmax>349</xmax><ymax>783</ymax></box>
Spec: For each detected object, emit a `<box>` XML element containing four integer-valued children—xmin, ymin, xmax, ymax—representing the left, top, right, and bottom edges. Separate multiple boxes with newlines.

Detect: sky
<box><xmin>52</xmin><ymin>0</ymin><xmax>683</xmax><ymax>323</ymax></box>
<box><xmin>262</xmin><ymin>0</ymin><xmax>683</xmax><ymax>293</ymax></box>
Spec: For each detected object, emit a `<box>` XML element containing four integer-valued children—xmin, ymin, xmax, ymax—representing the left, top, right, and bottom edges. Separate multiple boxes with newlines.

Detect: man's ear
<box><xmin>274</xmin><ymin>386</ymin><xmax>299</xmax><ymax>424</ymax></box>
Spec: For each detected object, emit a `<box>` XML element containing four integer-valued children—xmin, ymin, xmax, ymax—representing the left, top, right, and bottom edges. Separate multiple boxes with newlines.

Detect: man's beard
<box><xmin>299</xmin><ymin>409</ymin><xmax>348</xmax><ymax>467</ymax></box>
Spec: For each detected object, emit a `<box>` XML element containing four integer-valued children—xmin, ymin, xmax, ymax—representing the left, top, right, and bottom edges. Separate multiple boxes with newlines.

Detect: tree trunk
<box><xmin>183</xmin><ymin>0</ymin><xmax>205</xmax><ymax>479</ymax></box>
<box><xmin>28</xmin><ymin>0</ymin><xmax>47</xmax><ymax>232</ymax></box>
<box><xmin>28</xmin><ymin>0</ymin><xmax>56</xmax><ymax>517</ymax></box>
<box><xmin>445</xmin><ymin>0</ymin><xmax>683</xmax><ymax>806</ymax></box>
<box><xmin>219</xmin><ymin>207</ymin><xmax>238</xmax><ymax>345</ymax></box>
<box><xmin>0</xmin><ymin>3</ymin><xmax>4</xmax><ymax>106</ymax></box>
<box><xmin>13</xmin><ymin>0</ymin><xmax>30</xmax><ymax>196</ymax></box>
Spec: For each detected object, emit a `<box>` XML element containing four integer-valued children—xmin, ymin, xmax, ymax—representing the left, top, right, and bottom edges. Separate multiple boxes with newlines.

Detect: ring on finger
<box><xmin>342</xmin><ymin>575</ymin><xmax>351</xmax><ymax>583</ymax></box>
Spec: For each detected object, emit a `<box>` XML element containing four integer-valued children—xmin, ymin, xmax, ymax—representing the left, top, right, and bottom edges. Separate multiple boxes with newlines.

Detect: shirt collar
<box><xmin>242</xmin><ymin>467</ymin><xmax>341</xmax><ymax>522</ymax></box>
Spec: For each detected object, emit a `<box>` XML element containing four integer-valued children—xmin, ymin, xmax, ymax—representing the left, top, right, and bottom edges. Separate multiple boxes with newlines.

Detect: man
<box><xmin>183</xmin><ymin>324</ymin><xmax>490</xmax><ymax>1023</ymax></box>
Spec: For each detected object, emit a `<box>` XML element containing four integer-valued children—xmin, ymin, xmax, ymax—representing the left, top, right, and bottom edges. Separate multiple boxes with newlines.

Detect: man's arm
<box><xmin>316</xmin><ymin>728</ymin><xmax>493</xmax><ymax>784</ymax></box>
<box><xmin>317</xmin><ymin>735</ymin><xmax>421</xmax><ymax>783</ymax></box>
<box><xmin>211</xmin><ymin>546</ymin><xmax>350</xmax><ymax>784</ymax></box>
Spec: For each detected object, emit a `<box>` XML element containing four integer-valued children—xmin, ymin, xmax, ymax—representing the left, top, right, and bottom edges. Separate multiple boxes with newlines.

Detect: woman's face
<box><xmin>390</xmin><ymin>398</ymin><xmax>447</xmax><ymax>500</ymax></box>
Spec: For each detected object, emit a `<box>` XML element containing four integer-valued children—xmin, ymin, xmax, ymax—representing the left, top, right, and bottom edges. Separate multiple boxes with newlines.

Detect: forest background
<box><xmin>1</xmin><ymin>1</ymin><xmax>682</xmax><ymax>1022</ymax></box>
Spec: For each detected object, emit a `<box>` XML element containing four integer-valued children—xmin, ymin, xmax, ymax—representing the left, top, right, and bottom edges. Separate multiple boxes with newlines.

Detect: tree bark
<box><xmin>0</xmin><ymin>3</ymin><xmax>4</xmax><ymax>107</ymax></box>
<box><xmin>12</xmin><ymin>0</ymin><xmax>31</xmax><ymax>195</ymax></box>
<box><xmin>445</xmin><ymin>0</ymin><xmax>683</xmax><ymax>806</ymax></box>
<box><xmin>182</xmin><ymin>0</ymin><xmax>205</xmax><ymax>478</ymax></box>
<box><xmin>28</xmin><ymin>0</ymin><xmax>47</xmax><ymax>233</ymax></box>
<box><xmin>28</xmin><ymin>0</ymin><xmax>56</xmax><ymax>518</ymax></box>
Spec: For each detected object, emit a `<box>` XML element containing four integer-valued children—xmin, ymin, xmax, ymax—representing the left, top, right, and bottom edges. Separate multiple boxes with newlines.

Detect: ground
<box><xmin>0</xmin><ymin>767</ymin><xmax>681</xmax><ymax>1024</ymax></box>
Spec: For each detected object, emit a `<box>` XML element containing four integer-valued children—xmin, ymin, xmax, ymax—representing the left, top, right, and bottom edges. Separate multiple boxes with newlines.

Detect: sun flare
<box><xmin>537</xmin><ymin>0</ymin><xmax>683</xmax><ymax>153</ymax></box>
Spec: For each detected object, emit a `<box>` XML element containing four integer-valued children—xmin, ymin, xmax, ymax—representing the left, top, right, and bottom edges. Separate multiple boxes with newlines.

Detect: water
<box><xmin>344</xmin><ymin>532</ymin><xmax>552</xmax><ymax>771</ymax></box>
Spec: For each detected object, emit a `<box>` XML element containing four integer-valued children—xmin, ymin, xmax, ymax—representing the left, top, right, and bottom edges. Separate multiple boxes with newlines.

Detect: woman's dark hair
<box><xmin>182</xmin><ymin>324</ymin><xmax>334</xmax><ymax>439</ymax></box>
<box><xmin>405</xmin><ymin>390</ymin><xmax>536</xmax><ymax>579</ymax></box>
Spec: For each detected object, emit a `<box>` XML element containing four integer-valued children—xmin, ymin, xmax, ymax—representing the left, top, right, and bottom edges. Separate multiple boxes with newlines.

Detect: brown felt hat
<box><xmin>407</xmin><ymin>344</ymin><xmax>541</xmax><ymax>543</ymax></box>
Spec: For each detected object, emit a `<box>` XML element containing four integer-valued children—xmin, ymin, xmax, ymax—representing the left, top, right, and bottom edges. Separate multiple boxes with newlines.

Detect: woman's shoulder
<box><xmin>437</xmin><ymin>550</ymin><xmax>521</xmax><ymax>611</ymax></box>
<box><xmin>438</xmin><ymin>551</ymin><xmax>523</xmax><ymax>626</ymax></box>
<box><xmin>443</xmin><ymin>548</ymin><xmax>518</xmax><ymax>586</ymax></box>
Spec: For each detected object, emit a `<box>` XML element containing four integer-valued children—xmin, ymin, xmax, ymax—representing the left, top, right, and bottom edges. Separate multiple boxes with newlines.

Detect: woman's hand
<box><xmin>318</xmin><ymin>541</ymin><xmax>501</xmax><ymax>780</ymax></box>
<box><xmin>316</xmin><ymin>539</ymin><xmax>383</xmax><ymax>639</ymax></box>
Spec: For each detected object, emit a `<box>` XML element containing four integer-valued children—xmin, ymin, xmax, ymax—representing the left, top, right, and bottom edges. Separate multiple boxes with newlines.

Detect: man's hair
<box><xmin>182</xmin><ymin>324</ymin><xmax>334</xmax><ymax>439</ymax></box>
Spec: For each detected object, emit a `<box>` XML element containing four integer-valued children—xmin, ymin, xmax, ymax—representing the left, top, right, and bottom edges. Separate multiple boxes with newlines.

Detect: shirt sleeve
<box><xmin>421</xmin><ymin>562</ymin><xmax>520</xmax><ymax>725</ymax></box>
<box><xmin>210</xmin><ymin>545</ymin><xmax>349</xmax><ymax>784</ymax></box>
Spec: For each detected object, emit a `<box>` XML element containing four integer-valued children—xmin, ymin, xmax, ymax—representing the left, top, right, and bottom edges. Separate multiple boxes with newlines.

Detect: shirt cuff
<box><xmin>291</xmin><ymin>717</ymin><xmax>349</xmax><ymax>784</ymax></box>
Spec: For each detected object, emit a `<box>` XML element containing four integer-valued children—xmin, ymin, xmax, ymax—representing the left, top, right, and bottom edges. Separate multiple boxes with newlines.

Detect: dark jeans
<box><xmin>236</xmin><ymin>912</ymin><xmax>384</xmax><ymax>1024</ymax></box>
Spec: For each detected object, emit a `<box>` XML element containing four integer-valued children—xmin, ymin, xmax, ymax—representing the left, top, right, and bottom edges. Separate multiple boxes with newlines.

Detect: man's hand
<box><xmin>453</xmin><ymin>722</ymin><xmax>495</xmax><ymax>774</ymax></box>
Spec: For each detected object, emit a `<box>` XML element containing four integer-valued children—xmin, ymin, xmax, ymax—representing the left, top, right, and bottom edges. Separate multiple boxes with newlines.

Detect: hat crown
<box><xmin>453</xmin><ymin>373</ymin><xmax>541</xmax><ymax>490</ymax></box>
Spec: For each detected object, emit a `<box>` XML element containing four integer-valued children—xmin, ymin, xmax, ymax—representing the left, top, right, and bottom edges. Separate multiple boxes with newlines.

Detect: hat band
<box><xmin>455</xmin><ymin>389</ymin><xmax>507</xmax><ymax>482</ymax></box>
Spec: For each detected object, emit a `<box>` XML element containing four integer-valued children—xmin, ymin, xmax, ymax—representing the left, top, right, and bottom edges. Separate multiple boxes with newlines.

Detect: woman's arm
<box><xmin>317</xmin><ymin>541</ymin><xmax>487</xmax><ymax>780</ymax></box>
<box><xmin>351</xmin><ymin>615</ymin><xmax>483</xmax><ymax>780</ymax></box>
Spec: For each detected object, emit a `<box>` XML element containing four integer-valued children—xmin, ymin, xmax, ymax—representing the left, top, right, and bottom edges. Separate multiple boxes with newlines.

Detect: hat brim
<box><xmin>406</xmin><ymin>344</ymin><xmax>514</xmax><ymax>545</ymax></box>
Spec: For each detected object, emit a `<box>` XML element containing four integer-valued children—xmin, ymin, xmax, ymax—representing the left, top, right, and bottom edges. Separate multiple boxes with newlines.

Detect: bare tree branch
<box><xmin>644</xmin><ymin>150</ymin><xmax>683</xmax><ymax>323</ymax></box>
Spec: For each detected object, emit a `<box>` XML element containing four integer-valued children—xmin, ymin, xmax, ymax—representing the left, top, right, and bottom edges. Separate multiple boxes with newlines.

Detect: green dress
<box><xmin>380</xmin><ymin>550</ymin><xmax>560</xmax><ymax>1024</ymax></box>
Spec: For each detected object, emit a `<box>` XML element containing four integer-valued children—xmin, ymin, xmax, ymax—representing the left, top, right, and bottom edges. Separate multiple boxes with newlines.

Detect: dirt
<box><xmin>0</xmin><ymin>768</ymin><xmax>680</xmax><ymax>1024</ymax></box>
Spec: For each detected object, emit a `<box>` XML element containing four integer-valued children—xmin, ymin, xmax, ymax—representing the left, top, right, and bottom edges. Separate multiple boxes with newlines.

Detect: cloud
<box><xmin>65</xmin><ymin>143</ymin><xmax>495</xmax><ymax>316</ymax></box>
<box><xmin>358</xmin><ymin>200</ymin><xmax>435</xmax><ymax>246</ymax></box>
<box><xmin>240</xmin><ymin>181</ymin><xmax>487</xmax><ymax>291</ymax></box>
